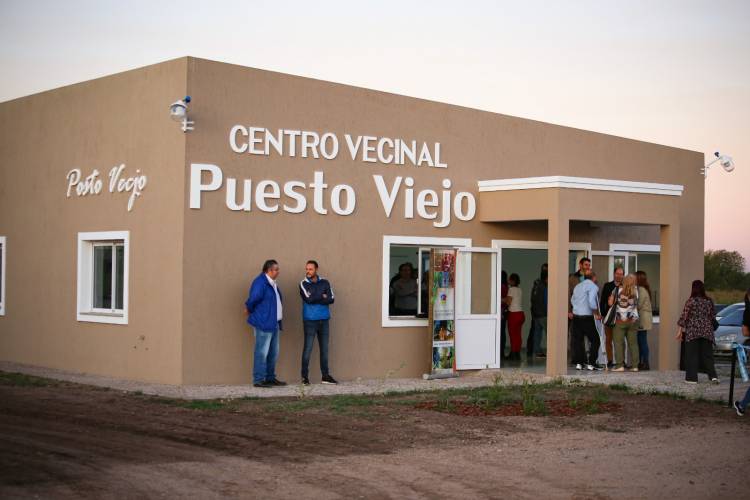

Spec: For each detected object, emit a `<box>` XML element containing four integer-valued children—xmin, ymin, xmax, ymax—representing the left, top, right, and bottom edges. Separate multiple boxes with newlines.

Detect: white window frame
<box><xmin>77</xmin><ymin>231</ymin><xmax>129</xmax><ymax>324</ymax></box>
<box><xmin>490</xmin><ymin>239</ymin><xmax>591</xmax><ymax>257</ymax></box>
<box><xmin>609</xmin><ymin>243</ymin><xmax>661</xmax><ymax>323</ymax></box>
<box><xmin>0</xmin><ymin>236</ymin><xmax>6</xmax><ymax>316</ymax></box>
<box><xmin>382</xmin><ymin>235</ymin><xmax>472</xmax><ymax>328</ymax></box>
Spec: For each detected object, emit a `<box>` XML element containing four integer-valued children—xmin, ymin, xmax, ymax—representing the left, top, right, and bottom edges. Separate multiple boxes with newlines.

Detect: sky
<box><xmin>1</xmin><ymin>0</ymin><xmax>747</xmax><ymax>267</ymax></box>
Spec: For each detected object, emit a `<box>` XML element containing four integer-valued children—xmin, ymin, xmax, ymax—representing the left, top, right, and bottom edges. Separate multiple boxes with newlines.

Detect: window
<box><xmin>610</xmin><ymin>244</ymin><xmax>660</xmax><ymax>321</ymax></box>
<box><xmin>718</xmin><ymin>307</ymin><xmax>744</xmax><ymax>327</ymax></box>
<box><xmin>382</xmin><ymin>236</ymin><xmax>471</xmax><ymax>327</ymax></box>
<box><xmin>77</xmin><ymin>231</ymin><xmax>129</xmax><ymax>324</ymax></box>
<box><xmin>0</xmin><ymin>236</ymin><xmax>5</xmax><ymax>316</ymax></box>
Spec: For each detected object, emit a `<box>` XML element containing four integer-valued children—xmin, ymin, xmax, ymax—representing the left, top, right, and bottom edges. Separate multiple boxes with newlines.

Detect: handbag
<box><xmin>603</xmin><ymin>287</ymin><xmax>619</xmax><ymax>328</ymax></box>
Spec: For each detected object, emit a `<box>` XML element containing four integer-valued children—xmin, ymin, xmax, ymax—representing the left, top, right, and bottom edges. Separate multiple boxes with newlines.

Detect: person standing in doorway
<box><xmin>574</xmin><ymin>257</ymin><xmax>592</xmax><ymax>282</ymax></box>
<box><xmin>569</xmin><ymin>257</ymin><xmax>592</xmax><ymax>319</ymax></box>
<box><xmin>600</xmin><ymin>266</ymin><xmax>624</xmax><ymax>369</ymax></box>
<box><xmin>500</xmin><ymin>270</ymin><xmax>509</xmax><ymax>360</ymax></box>
<box><xmin>675</xmin><ymin>280</ymin><xmax>719</xmax><ymax>384</ymax></box>
<box><xmin>504</xmin><ymin>273</ymin><xmax>525</xmax><ymax>361</ymax></box>
<box><xmin>635</xmin><ymin>270</ymin><xmax>654</xmax><ymax>370</ymax></box>
<box><xmin>245</xmin><ymin>259</ymin><xmax>287</xmax><ymax>388</ymax></box>
<box><xmin>299</xmin><ymin>260</ymin><xmax>337</xmax><ymax>385</ymax></box>
<box><xmin>527</xmin><ymin>263</ymin><xmax>548</xmax><ymax>358</ymax></box>
<box><xmin>610</xmin><ymin>274</ymin><xmax>640</xmax><ymax>372</ymax></box>
<box><xmin>571</xmin><ymin>271</ymin><xmax>603</xmax><ymax>370</ymax></box>
<box><xmin>531</xmin><ymin>269</ymin><xmax>549</xmax><ymax>358</ymax></box>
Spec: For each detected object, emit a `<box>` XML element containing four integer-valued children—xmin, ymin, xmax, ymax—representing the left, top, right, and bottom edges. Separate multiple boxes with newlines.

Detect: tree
<box><xmin>704</xmin><ymin>250</ymin><xmax>750</xmax><ymax>290</ymax></box>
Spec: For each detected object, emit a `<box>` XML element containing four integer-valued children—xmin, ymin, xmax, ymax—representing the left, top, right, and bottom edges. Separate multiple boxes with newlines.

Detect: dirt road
<box><xmin>1</xmin><ymin>372</ymin><xmax>748</xmax><ymax>499</ymax></box>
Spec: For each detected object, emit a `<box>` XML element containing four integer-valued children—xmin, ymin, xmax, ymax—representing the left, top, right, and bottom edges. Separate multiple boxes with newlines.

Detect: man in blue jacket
<box><xmin>245</xmin><ymin>259</ymin><xmax>287</xmax><ymax>388</ymax></box>
<box><xmin>299</xmin><ymin>260</ymin><xmax>337</xmax><ymax>385</ymax></box>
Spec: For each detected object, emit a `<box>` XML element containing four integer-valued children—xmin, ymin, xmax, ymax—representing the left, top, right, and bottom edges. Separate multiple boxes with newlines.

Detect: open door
<box><xmin>455</xmin><ymin>247</ymin><xmax>501</xmax><ymax>369</ymax></box>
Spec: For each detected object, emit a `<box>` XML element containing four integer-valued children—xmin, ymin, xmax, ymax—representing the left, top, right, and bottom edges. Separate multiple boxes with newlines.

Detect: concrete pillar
<box><xmin>659</xmin><ymin>223</ymin><xmax>681</xmax><ymax>370</ymax></box>
<box><xmin>547</xmin><ymin>215</ymin><xmax>570</xmax><ymax>376</ymax></box>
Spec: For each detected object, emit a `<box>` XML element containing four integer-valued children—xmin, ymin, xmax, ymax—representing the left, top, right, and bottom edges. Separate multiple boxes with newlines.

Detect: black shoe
<box><xmin>301</xmin><ymin>377</ymin><xmax>310</xmax><ymax>385</ymax></box>
<box><xmin>321</xmin><ymin>375</ymin><xmax>338</xmax><ymax>385</ymax></box>
<box><xmin>536</xmin><ymin>352</ymin><xmax>546</xmax><ymax>358</ymax></box>
<box><xmin>607</xmin><ymin>362</ymin><xmax>614</xmax><ymax>369</ymax></box>
<box><xmin>642</xmin><ymin>363</ymin><xmax>650</xmax><ymax>371</ymax></box>
<box><xmin>268</xmin><ymin>378</ymin><xmax>287</xmax><ymax>386</ymax></box>
<box><xmin>734</xmin><ymin>401</ymin><xmax>745</xmax><ymax>416</ymax></box>
<box><xmin>253</xmin><ymin>381</ymin><xmax>273</xmax><ymax>388</ymax></box>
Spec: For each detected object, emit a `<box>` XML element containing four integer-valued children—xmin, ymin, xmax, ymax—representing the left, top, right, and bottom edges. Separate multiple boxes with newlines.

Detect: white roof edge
<box><xmin>477</xmin><ymin>176</ymin><xmax>684</xmax><ymax>196</ymax></box>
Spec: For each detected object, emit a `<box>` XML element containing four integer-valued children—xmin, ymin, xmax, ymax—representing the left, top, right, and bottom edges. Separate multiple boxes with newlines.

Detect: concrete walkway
<box><xmin>1</xmin><ymin>360</ymin><xmax>747</xmax><ymax>403</ymax></box>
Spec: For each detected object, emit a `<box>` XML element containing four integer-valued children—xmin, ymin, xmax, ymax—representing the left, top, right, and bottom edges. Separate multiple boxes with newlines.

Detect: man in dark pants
<box><xmin>599</xmin><ymin>266</ymin><xmax>624</xmax><ymax>369</ymax></box>
<box><xmin>570</xmin><ymin>271</ymin><xmax>602</xmax><ymax>370</ymax></box>
<box><xmin>527</xmin><ymin>263</ymin><xmax>548</xmax><ymax>358</ymax></box>
<box><xmin>299</xmin><ymin>260</ymin><xmax>337</xmax><ymax>385</ymax></box>
<box><xmin>245</xmin><ymin>259</ymin><xmax>287</xmax><ymax>388</ymax></box>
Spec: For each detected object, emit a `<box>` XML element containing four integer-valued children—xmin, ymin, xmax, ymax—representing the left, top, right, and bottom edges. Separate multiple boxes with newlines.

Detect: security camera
<box><xmin>168</xmin><ymin>96</ymin><xmax>194</xmax><ymax>132</ymax></box>
<box><xmin>169</xmin><ymin>100</ymin><xmax>187</xmax><ymax>121</ymax></box>
<box><xmin>719</xmin><ymin>155</ymin><xmax>735</xmax><ymax>173</ymax></box>
<box><xmin>702</xmin><ymin>151</ymin><xmax>735</xmax><ymax>177</ymax></box>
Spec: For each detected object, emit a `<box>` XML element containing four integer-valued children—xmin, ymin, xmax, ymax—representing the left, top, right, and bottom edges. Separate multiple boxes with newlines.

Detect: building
<box><xmin>0</xmin><ymin>57</ymin><xmax>703</xmax><ymax>385</ymax></box>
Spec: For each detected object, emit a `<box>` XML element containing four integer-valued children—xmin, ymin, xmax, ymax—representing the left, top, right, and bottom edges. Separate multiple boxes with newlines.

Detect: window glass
<box><xmin>115</xmin><ymin>245</ymin><xmax>124</xmax><ymax>310</ymax></box>
<box><xmin>0</xmin><ymin>243</ymin><xmax>3</xmax><ymax>306</ymax></box>
<box><xmin>634</xmin><ymin>253</ymin><xmax>660</xmax><ymax>315</ymax></box>
<box><xmin>93</xmin><ymin>245</ymin><xmax>113</xmax><ymax>309</ymax></box>
<box><xmin>389</xmin><ymin>245</ymin><xmax>419</xmax><ymax>317</ymax></box>
<box><xmin>719</xmin><ymin>308</ymin><xmax>745</xmax><ymax>326</ymax></box>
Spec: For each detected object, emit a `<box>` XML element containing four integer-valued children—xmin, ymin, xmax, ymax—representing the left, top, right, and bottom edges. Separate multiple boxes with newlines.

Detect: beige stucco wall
<box><xmin>0</xmin><ymin>59</ymin><xmax>188</xmax><ymax>384</ymax></box>
<box><xmin>0</xmin><ymin>56</ymin><xmax>703</xmax><ymax>384</ymax></box>
<box><xmin>180</xmin><ymin>57</ymin><xmax>704</xmax><ymax>384</ymax></box>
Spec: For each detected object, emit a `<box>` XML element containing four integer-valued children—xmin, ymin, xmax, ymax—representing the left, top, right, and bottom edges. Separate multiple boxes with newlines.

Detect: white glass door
<box><xmin>590</xmin><ymin>251</ymin><xmax>629</xmax><ymax>282</ymax></box>
<box><xmin>455</xmin><ymin>247</ymin><xmax>501</xmax><ymax>369</ymax></box>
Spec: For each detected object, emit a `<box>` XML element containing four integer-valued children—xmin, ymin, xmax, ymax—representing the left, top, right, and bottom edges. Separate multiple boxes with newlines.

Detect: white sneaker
<box><xmin>711</xmin><ymin>377</ymin><xmax>720</xmax><ymax>384</ymax></box>
<box><xmin>685</xmin><ymin>380</ymin><xmax>698</xmax><ymax>385</ymax></box>
<box><xmin>586</xmin><ymin>364</ymin><xmax>595</xmax><ymax>371</ymax></box>
<box><xmin>575</xmin><ymin>364</ymin><xmax>583</xmax><ymax>370</ymax></box>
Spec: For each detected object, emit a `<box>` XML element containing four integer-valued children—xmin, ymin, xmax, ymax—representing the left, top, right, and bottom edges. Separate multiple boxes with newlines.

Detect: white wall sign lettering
<box><xmin>229</xmin><ymin>126</ymin><xmax>447</xmax><ymax>168</ymax></box>
<box><xmin>66</xmin><ymin>164</ymin><xmax>147</xmax><ymax>212</ymax></box>
<box><xmin>189</xmin><ymin>125</ymin><xmax>477</xmax><ymax>227</ymax></box>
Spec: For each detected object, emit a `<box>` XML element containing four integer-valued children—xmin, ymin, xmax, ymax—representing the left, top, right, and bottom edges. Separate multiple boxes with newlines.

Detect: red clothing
<box><xmin>508</xmin><ymin>311</ymin><xmax>525</xmax><ymax>353</ymax></box>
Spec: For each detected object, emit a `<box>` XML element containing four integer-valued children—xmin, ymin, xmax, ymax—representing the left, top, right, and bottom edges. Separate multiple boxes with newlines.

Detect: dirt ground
<box><xmin>1</xmin><ymin>372</ymin><xmax>748</xmax><ymax>500</ymax></box>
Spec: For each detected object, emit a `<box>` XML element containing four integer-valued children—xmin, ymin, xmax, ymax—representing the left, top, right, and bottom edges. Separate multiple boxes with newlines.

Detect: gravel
<box><xmin>1</xmin><ymin>359</ymin><xmax>747</xmax><ymax>402</ymax></box>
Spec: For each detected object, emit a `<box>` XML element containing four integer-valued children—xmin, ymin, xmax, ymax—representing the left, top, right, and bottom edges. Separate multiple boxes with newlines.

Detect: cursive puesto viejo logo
<box><xmin>66</xmin><ymin>164</ymin><xmax>147</xmax><ymax>212</ymax></box>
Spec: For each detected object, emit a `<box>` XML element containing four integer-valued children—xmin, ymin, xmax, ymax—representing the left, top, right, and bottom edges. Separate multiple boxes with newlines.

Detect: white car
<box><xmin>714</xmin><ymin>303</ymin><xmax>747</xmax><ymax>354</ymax></box>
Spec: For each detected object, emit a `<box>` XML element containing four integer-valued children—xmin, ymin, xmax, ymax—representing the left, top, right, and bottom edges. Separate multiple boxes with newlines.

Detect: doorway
<box><xmin>492</xmin><ymin>240</ymin><xmax>591</xmax><ymax>372</ymax></box>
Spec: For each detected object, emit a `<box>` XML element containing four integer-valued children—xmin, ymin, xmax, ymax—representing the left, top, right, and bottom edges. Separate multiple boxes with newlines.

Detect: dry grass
<box><xmin>708</xmin><ymin>289</ymin><xmax>746</xmax><ymax>305</ymax></box>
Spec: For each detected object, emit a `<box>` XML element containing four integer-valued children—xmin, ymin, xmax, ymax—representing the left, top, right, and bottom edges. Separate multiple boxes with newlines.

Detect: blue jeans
<box><xmin>740</xmin><ymin>387</ymin><xmax>750</xmax><ymax>410</ymax></box>
<box><xmin>301</xmin><ymin>319</ymin><xmax>330</xmax><ymax>378</ymax></box>
<box><xmin>532</xmin><ymin>317</ymin><xmax>547</xmax><ymax>354</ymax></box>
<box><xmin>637</xmin><ymin>330</ymin><xmax>650</xmax><ymax>365</ymax></box>
<box><xmin>253</xmin><ymin>326</ymin><xmax>280</xmax><ymax>384</ymax></box>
